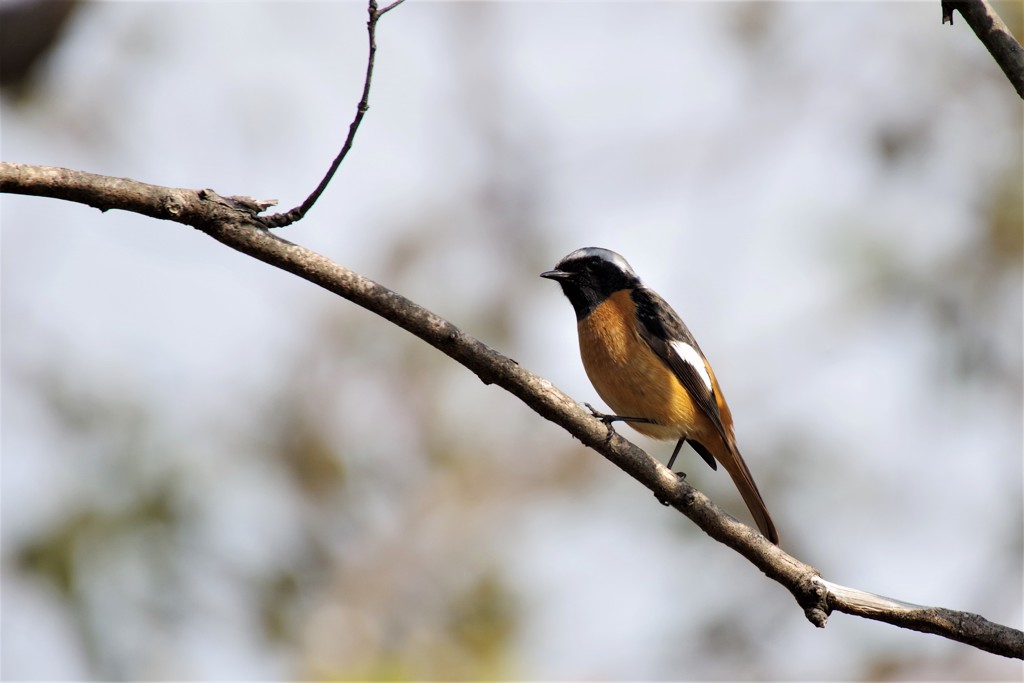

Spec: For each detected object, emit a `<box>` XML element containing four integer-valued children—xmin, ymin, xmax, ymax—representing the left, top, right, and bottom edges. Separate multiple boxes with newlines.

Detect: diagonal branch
<box><xmin>259</xmin><ymin>0</ymin><xmax>405</xmax><ymax>228</ymax></box>
<box><xmin>1</xmin><ymin>160</ymin><xmax>1021</xmax><ymax>660</ymax></box>
<box><xmin>942</xmin><ymin>0</ymin><xmax>1024</xmax><ymax>98</ymax></box>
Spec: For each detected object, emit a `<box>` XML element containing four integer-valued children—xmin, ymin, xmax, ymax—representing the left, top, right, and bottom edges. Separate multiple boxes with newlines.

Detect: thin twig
<box><xmin>378</xmin><ymin>0</ymin><xmax>405</xmax><ymax>17</ymax></box>
<box><xmin>942</xmin><ymin>0</ymin><xmax>1024</xmax><ymax>99</ymax></box>
<box><xmin>259</xmin><ymin>0</ymin><xmax>405</xmax><ymax>228</ymax></box>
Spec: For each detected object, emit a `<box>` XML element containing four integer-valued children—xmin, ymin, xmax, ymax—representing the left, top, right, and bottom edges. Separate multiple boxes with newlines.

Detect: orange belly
<box><xmin>577</xmin><ymin>291</ymin><xmax>703</xmax><ymax>443</ymax></box>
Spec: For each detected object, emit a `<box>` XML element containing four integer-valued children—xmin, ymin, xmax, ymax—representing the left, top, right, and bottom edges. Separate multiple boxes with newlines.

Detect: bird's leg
<box><xmin>584</xmin><ymin>403</ymin><xmax>652</xmax><ymax>427</ymax></box>
<box><xmin>655</xmin><ymin>438</ymin><xmax>690</xmax><ymax>506</ymax></box>
<box><xmin>666</xmin><ymin>437</ymin><xmax>686</xmax><ymax>473</ymax></box>
<box><xmin>583</xmin><ymin>403</ymin><xmax>652</xmax><ymax>445</ymax></box>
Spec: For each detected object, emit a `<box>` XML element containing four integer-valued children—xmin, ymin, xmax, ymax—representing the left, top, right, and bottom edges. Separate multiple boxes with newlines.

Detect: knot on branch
<box><xmin>799</xmin><ymin>575</ymin><xmax>831</xmax><ymax>628</ymax></box>
<box><xmin>161</xmin><ymin>194</ymin><xmax>186</xmax><ymax>218</ymax></box>
<box><xmin>198</xmin><ymin>189</ymin><xmax>271</xmax><ymax>212</ymax></box>
<box><xmin>679</xmin><ymin>482</ymin><xmax>697</xmax><ymax>509</ymax></box>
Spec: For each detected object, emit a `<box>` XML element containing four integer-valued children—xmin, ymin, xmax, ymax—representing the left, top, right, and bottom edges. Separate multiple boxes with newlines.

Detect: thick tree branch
<box><xmin>943</xmin><ymin>0</ymin><xmax>1024</xmax><ymax>98</ymax></box>
<box><xmin>1</xmin><ymin>161</ymin><xmax>1021</xmax><ymax>660</ymax></box>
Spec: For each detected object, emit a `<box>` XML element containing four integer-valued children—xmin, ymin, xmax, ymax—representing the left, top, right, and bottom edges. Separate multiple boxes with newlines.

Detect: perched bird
<box><xmin>541</xmin><ymin>247</ymin><xmax>779</xmax><ymax>544</ymax></box>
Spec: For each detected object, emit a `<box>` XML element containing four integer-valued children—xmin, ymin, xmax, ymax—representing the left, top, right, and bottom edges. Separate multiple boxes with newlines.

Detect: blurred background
<box><xmin>2</xmin><ymin>1</ymin><xmax>1021</xmax><ymax>680</ymax></box>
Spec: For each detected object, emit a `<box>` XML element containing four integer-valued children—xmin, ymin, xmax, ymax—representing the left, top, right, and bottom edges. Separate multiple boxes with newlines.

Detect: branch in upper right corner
<box><xmin>943</xmin><ymin>0</ymin><xmax>1024</xmax><ymax>99</ymax></box>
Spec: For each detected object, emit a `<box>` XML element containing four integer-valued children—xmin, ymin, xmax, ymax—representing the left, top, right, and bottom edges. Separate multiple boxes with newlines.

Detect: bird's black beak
<box><xmin>540</xmin><ymin>269</ymin><xmax>571</xmax><ymax>281</ymax></box>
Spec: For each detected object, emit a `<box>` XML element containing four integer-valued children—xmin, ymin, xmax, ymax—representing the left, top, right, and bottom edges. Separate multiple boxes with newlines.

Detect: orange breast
<box><xmin>577</xmin><ymin>291</ymin><xmax>704</xmax><ymax>443</ymax></box>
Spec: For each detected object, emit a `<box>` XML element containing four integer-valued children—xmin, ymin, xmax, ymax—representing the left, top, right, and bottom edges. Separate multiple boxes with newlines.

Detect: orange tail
<box><xmin>715</xmin><ymin>445</ymin><xmax>779</xmax><ymax>545</ymax></box>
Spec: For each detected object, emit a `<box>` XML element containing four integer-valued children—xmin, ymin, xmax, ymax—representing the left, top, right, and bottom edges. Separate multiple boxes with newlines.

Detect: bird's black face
<box><xmin>541</xmin><ymin>247</ymin><xmax>641</xmax><ymax>320</ymax></box>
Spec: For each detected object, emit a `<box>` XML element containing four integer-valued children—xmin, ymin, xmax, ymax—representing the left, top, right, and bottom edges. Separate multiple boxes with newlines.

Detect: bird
<box><xmin>541</xmin><ymin>247</ymin><xmax>779</xmax><ymax>544</ymax></box>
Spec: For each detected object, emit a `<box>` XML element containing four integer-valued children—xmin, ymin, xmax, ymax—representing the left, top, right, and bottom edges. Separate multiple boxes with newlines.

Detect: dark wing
<box><xmin>631</xmin><ymin>287</ymin><xmax>731</xmax><ymax>469</ymax></box>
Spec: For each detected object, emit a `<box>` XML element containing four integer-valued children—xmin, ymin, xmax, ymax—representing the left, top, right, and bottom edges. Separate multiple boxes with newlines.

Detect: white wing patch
<box><xmin>670</xmin><ymin>340</ymin><xmax>712</xmax><ymax>392</ymax></box>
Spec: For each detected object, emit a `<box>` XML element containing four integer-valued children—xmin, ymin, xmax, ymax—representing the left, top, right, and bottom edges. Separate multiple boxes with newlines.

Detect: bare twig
<box><xmin>1</xmin><ymin>160</ymin><xmax>1022</xmax><ymax>660</ymax></box>
<box><xmin>942</xmin><ymin>0</ymin><xmax>1024</xmax><ymax>99</ymax></box>
<box><xmin>259</xmin><ymin>0</ymin><xmax>405</xmax><ymax>228</ymax></box>
<box><xmin>377</xmin><ymin>0</ymin><xmax>405</xmax><ymax>17</ymax></box>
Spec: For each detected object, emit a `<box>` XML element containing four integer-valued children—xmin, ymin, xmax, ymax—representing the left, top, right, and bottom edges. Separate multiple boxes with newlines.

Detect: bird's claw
<box><xmin>584</xmin><ymin>403</ymin><xmax>618</xmax><ymax>444</ymax></box>
<box><xmin>584</xmin><ymin>403</ymin><xmax>614</xmax><ymax>425</ymax></box>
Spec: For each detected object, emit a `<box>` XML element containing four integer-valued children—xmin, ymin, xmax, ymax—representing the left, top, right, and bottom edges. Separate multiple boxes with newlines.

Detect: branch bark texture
<box><xmin>2</xmin><ymin>161</ymin><xmax>1021</xmax><ymax>660</ymax></box>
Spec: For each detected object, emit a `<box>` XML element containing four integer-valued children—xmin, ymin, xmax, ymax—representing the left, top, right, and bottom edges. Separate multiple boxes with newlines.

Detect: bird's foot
<box><xmin>584</xmin><ymin>403</ymin><xmax>652</xmax><ymax>427</ymax></box>
<box><xmin>584</xmin><ymin>403</ymin><xmax>652</xmax><ymax>445</ymax></box>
